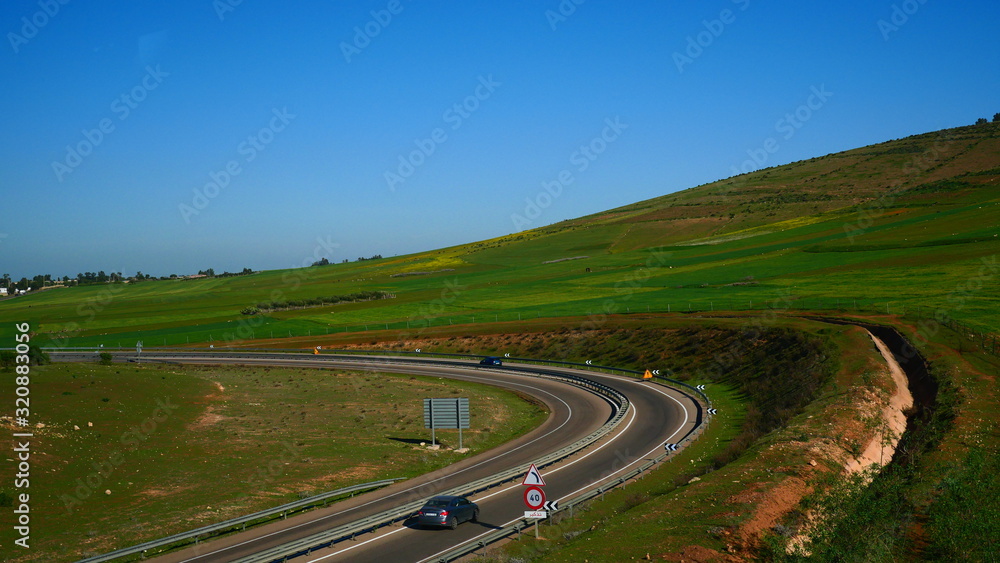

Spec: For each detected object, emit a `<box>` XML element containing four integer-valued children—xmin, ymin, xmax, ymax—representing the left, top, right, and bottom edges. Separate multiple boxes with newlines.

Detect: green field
<box><xmin>1</xmin><ymin>124</ymin><xmax>997</xmax><ymax>348</ymax></box>
<box><xmin>0</xmin><ymin>363</ymin><xmax>547</xmax><ymax>562</ymax></box>
<box><xmin>0</xmin><ymin>122</ymin><xmax>998</xmax><ymax>561</ymax></box>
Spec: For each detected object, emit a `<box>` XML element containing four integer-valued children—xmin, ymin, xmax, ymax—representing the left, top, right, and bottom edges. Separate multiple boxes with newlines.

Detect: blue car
<box><xmin>415</xmin><ymin>495</ymin><xmax>479</xmax><ymax>529</ymax></box>
<box><xmin>479</xmin><ymin>357</ymin><xmax>503</xmax><ymax>366</ymax></box>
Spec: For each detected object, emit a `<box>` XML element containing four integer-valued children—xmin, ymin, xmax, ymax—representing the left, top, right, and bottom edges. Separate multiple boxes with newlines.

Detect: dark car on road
<box><xmin>479</xmin><ymin>356</ymin><xmax>503</xmax><ymax>366</ymax></box>
<box><xmin>415</xmin><ymin>495</ymin><xmax>479</xmax><ymax>529</ymax></box>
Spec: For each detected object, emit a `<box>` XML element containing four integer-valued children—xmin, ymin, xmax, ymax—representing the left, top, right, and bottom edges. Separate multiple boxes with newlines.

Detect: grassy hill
<box><xmin>2</xmin><ymin>122</ymin><xmax>998</xmax><ymax>561</ymax></box>
<box><xmin>1</xmin><ymin>123</ymin><xmax>996</xmax><ymax>347</ymax></box>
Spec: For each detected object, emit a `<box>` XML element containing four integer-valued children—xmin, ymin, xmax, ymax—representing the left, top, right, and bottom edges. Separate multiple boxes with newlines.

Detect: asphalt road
<box><xmin>51</xmin><ymin>352</ymin><xmax>699</xmax><ymax>563</ymax></box>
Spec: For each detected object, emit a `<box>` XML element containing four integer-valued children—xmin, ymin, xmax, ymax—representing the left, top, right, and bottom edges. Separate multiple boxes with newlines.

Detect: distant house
<box><xmin>0</xmin><ymin>287</ymin><xmax>7</xmax><ymax>295</ymax></box>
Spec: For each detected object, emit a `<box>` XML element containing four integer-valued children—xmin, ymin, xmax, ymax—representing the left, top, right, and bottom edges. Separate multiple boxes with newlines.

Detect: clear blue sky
<box><xmin>1</xmin><ymin>0</ymin><xmax>998</xmax><ymax>280</ymax></box>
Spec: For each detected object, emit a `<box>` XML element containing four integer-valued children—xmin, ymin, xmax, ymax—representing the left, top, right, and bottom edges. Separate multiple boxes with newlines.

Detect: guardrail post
<box><xmin>66</xmin><ymin>353</ymin><xmax>661</xmax><ymax>563</ymax></box>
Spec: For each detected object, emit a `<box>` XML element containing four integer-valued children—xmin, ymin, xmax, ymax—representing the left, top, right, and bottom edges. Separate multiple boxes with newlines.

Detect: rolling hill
<box><xmin>2</xmin><ymin>121</ymin><xmax>998</xmax><ymax>562</ymax></box>
<box><xmin>2</xmin><ymin>122</ymin><xmax>996</xmax><ymax>348</ymax></box>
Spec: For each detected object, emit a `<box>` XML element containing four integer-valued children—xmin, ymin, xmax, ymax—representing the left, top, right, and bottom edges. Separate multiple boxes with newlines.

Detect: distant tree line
<box><xmin>312</xmin><ymin>254</ymin><xmax>384</xmax><ymax>266</ymax></box>
<box><xmin>196</xmin><ymin>267</ymin><xmax>255</xmax><ymax>278</ymax></box>
<box><xmin>975</xmin><ymin>113</ymin><xmax>1000</xmax><ymax>125</ymax></box>
<box><xmin>1</xmin><ymin>266</ymin><xmax>256</xmax><ymax>296</ymax></box>
<box><xmin>241</xmin><ymin>290</ymin><xmax>392</xmax><ymax>315</ymax></box>
<box><xmin>3</xmin><ymin>251</ymin><xmax>391</xmax><ymax>293</ymax></box>
<box><xmin>76</xmin><ymin>271</ymin><xmax>124</xmax><ymax>285</ymax></box>
<box><xmin>1</xmin><ymin>273</ymin><xmax>55</xmax><ymax>293</ymax></box>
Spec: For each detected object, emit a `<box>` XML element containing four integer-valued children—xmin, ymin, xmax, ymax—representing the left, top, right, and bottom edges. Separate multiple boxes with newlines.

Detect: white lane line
<box><xmin>416</xmin><ymin>378</ymin><xmax>692</xmax><ymax>563</ymax></box>
<box><xmin>178</xmin><ymin>372</ymin><xmax>581</xmax><ymax>562</ymax></box>
<box><xmin>307</xmin><ymin>404</ymin><xmax>640</xmax><ymax>562</ymax></box>
<box><xmin>175</xmin><ymin>358</ymin><xmax>689</xmax><ymax>563</ymax></box>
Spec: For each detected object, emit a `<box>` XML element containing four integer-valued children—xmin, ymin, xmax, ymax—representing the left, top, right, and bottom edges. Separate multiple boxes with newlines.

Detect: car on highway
<box><xmin>415</xmin><ymin>495</ymin><xmax>479</xmax><ymax>529</ymax></box>
<box><xmin>479</xmin><ymin>356</ymin><xmax>503</xmax><ymax>366</ymax></box>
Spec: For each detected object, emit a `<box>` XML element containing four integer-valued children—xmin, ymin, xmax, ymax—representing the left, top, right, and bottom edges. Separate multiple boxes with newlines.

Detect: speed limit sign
<box><xmin>523</xmin><ymin>486</ymin><xmax>545</xmax><ymax>510</ymax></box>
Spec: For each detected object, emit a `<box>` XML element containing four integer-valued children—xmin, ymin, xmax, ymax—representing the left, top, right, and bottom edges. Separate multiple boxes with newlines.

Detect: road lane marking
<box><xmin>177</xmin><ymin>370</ymin><xmax>580</xmax><ymax>562</ymax></box>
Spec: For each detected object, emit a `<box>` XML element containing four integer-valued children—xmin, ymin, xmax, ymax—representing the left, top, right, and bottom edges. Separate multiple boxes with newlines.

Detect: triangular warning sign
<box><xmin>521</xmin><ymin>463</ymin><xmax>546</xmax><ymax>486</ymax></box>
<box><xmin>643</xmin><ymin>370</ymin><xmax>653</xmax><ymax>379</ymax></box>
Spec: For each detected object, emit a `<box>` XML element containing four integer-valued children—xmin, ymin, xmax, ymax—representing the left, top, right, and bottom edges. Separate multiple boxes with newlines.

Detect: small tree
<box><xmin>98</xmin><ymin>351</ymin><xmax>113</xmax><ymax>366</ymax></box>
<box><xmin>994</xmin><ymin>112</ymin><xmax>1000</xmax><ymax>123</ymax></box>
<box><xmin>976</xmin><ymin>117</ymin><xmax>988</xmax><ymax>125</ymax></box>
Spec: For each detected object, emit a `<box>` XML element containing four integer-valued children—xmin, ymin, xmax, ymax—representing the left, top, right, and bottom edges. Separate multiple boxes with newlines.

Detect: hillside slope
<box><xmin>1</xmin><ymin>123</ymin><xmax>997</xmax><ymax>346</ymax></box>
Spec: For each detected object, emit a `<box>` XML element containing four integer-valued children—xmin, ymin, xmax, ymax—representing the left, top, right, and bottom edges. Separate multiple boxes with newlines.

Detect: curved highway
<box><xmin>53</xmin><ymin>352</ymin><xmax>699</xmax><ymax>563</ymax></box>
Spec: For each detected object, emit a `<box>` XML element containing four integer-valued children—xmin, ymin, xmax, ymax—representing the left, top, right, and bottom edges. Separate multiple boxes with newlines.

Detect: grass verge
<box><xmin>0</xmin><ymin>362</ymin><xmax>547</xmax><ymax>562</ymax></box>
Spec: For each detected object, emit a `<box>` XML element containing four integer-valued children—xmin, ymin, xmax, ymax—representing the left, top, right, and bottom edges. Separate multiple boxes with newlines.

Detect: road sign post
<box><xmin>521</xmin><ymin>463</ymin><xmax>549</xmax><ymax>538</ymax></box>
<box><xmin>524</xmin><ymin>486</ymin><xmax>545</xmax><ymax>510</ymax></box>
<box><xmin>423</xmin><ymin>397</ymin><xmax>470</xmax><ymax>448</ymax></box>
<box><xmin>521</xmin><ymin>463</ymin><xmax>546</xmax><ymax>486</ymax></box>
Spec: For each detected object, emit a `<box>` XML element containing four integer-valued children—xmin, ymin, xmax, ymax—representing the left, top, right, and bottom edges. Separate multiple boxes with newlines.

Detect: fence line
<box><xmin>34</xmin><ymin>298</ymin><xmax>998</xmax><ymax>358</ymax></box>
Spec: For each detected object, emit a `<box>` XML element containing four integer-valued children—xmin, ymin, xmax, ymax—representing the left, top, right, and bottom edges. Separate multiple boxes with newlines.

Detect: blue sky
<box><xmin>1</xmin><ymin>0</ymin><xmax>998</xmax><ymax>279</ymax></box>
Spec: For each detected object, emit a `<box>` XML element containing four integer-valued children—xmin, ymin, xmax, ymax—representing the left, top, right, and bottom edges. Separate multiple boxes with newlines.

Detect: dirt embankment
<box><xmin>844</xmin><ymin>332</ymin><xmax>914</xmax><ymax>474</ymax></box>
<box><xmin>733</xmin><ymin>324</ymin><xmax>928</xmax><ymax>559</ymax></box>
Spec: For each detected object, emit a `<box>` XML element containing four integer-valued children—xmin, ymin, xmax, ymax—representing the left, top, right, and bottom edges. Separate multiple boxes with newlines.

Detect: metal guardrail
<box><xmin>51</xmin><ymin>346</ymin><xmax>713</xmax><ymax>414</ymax></box>
<box><xmin>74</xmin><ymin>479</ymin><xmax>403</xmax><ymax>563</ymax></box>
<box><xmin>50</xmin><ymin>349</ymin><xmax>702</xmax><ymax>563</ymax></box>
<box><xmin>228</xmin><ymin>365</ymin><xmax>632</xmax><ymax>563</ymax></box>
<box><xmin>429</xmin><ymin>375</ymin><xmax>709</xmax><ymax>562</ymax></box>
